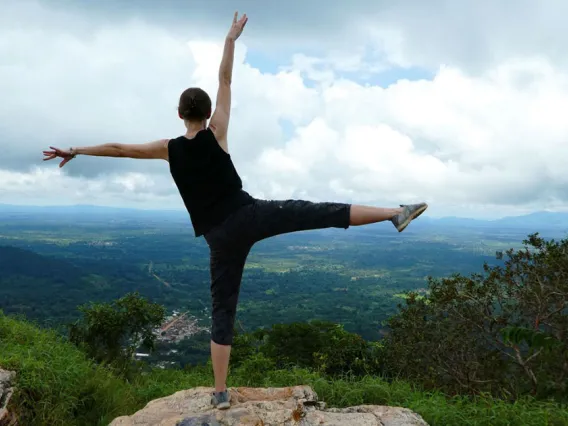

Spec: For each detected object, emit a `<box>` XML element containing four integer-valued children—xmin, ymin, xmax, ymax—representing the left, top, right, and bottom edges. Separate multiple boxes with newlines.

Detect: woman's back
<box><xmin>167</xmin><ymin>128</ymin><xmax>253</xmax><ymax>236</ymax></box>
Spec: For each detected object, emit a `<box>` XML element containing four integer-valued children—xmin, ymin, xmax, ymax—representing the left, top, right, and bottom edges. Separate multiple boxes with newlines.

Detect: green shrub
<box><xmin>68</xmin><ymin>292</ymin><xmax>165</xmax><ymax>379</ymax></box>
<box><xmin>383</xmin><ymin>233</ymin><xmax>568</xmax><ymax>400</ymax></box>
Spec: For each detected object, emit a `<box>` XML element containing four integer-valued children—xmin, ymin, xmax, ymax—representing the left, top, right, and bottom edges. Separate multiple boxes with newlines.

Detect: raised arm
<box><xmin>209</xmin><ymin>12</ymin><xmax>248</xmax><ymax>153</ymax></box>
<box><xmin>42</xmin><ymin>140</ymin><xmax>169</xmax><ymax>168</ymax></box>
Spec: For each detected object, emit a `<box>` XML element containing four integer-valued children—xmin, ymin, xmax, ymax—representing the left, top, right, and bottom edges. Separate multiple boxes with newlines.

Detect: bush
<box><xmin>68</xmin><ymin>292</ymin><xmax>165</xmax><ymax>378</ymax></box>
<box><xmin>232</xmin><ymin>320</ymin><xmax>381</xmax><ymax>376</ymax></box>
<box><xmin>383</xmin><ymin>233</ymin><xmax>568</xmax><ymax>400</ymax></box>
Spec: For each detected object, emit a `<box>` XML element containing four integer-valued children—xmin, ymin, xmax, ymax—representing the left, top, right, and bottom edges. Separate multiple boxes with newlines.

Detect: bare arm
<box><xmin>43</xmin><ymin>140</ymin><xmax>169</xmax><ymax>168</ymax></box>
<box><xmin>74</xmin><ymin>140</ymin><xmax>169</xmax><ymax>160</ymax></box>
<box><xmin>209</xmin><ymin>38</ymin><xmax>234</xmax><ymax>152</ymax></box>
<box><xmin>209</xmin><ymin>12</ymin><xmax>248</xmax><ymax>153</ymax></box>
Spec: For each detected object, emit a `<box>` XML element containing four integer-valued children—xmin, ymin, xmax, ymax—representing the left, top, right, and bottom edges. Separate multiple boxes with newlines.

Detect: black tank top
<box><xmin>167</xmin><ymin>128</ymin><xmax>254</xmax><ymax>236</ymax></box>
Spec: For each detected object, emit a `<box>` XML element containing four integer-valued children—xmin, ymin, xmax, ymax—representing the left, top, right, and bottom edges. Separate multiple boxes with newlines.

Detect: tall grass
<box><xmin>0</xmin><ymin>314</ymin><xmax>136</xmax><ymax>425</ymax></box>
<box><xmin>1</xmin><ymin>314</ymin><xmax>567</xmax><ymax>426</ymax></box>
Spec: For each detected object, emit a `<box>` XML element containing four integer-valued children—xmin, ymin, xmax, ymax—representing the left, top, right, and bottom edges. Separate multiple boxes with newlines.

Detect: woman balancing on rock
<box><xmin>43</xmin><ymin>12</ymin><xmax>428</xmax><ymax>410</ymax></box>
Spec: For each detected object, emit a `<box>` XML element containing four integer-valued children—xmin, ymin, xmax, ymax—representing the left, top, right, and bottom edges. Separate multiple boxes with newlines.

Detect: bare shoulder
<box><xmin>159</xmin><ymin>138</ymin><xmax>171</xmax><ymax>161</ymax></box>
<box><xmin>151</xmin><ymin>138</ymin><xmax>170</xmax><ymax>159</ymax></box>
<box><xmin>207</xmin><ymin>125</ymin><xmax>229</xmax><ymax>154</ymax></box>
<box><xmin>123</xmin><ymin>139</ymin><xmax>170</xmax><ymax>160</ymax></box>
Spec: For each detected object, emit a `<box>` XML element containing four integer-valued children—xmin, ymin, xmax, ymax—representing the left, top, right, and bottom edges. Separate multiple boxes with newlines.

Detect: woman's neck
<box><xmin>185</xmin><ymin>120</ymin><xmax>206</xmax><ymax>138</ymax></box>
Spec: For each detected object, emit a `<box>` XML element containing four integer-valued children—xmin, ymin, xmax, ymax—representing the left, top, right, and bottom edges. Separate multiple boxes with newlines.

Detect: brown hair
<box><xmin>178</xmin><ymin>87</ymin><xmax>212</xmax><ymax>121</ymax></box>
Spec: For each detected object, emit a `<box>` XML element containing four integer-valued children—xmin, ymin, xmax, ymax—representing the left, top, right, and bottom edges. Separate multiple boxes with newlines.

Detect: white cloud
<box><xmin>1</xmin><ymin>0</ymin><xmax>568</xmax><ymax>219</ymax></box>
<box><xmin>246</xmin><ymin>59</ymin><xmax>568</xmax><ymax>212</ymax></box>
<box><xmin>0</xmin><ymin>166</ymin><xmax>180</xmax><ymax>207</ymax></box>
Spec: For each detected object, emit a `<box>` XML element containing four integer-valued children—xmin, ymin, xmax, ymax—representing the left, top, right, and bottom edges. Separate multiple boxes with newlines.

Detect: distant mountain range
<box><xmin>419</xmin><ymin>211</ymin><xmax>568</xmax><ymax>230</ymax></box>
<box><xmin>0</xmin><ymin>204</ymin><xmax>567</xmax><ymax>231</ymax></box>
<box><xmin>0</xmin><ymin>203</ymin><xmax>183</xmax><ymax>215</ymax></box>
<box><xmin>0</xmin><ymin>203</ymin><xmax>187</xmax><ymax>221</ymax></box>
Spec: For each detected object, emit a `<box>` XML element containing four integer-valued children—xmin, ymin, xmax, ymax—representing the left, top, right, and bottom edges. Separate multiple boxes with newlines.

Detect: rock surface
<box><xmin>0</xmin><ymin>369</ymin><xmax>16</xmax><ymax>426</ymax></box>
<box><xmin>110</xmin><ymin>385</ymin><xmax>428</xmax><ymax>426</ymax></box>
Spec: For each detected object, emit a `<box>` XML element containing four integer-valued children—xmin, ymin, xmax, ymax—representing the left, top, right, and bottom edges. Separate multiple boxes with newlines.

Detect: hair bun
<box><xmin>185</xmin><ymin>98</ymin><xmax>198</xmax><ymax>116</ymax></box>
<box><xmin>178</xmin><ymin>87</ymin><xmax>212</xmax><ymax>121</ymax></box>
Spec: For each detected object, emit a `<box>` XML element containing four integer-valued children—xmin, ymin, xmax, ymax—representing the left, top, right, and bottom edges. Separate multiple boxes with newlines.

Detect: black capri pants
<box><xmin>203</xmin><ymin>198</ymin><xmax>351</xmax><ymax>346</ymax></box>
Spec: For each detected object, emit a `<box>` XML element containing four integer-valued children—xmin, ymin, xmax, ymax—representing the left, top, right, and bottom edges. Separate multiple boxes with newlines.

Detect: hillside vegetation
<box><xmin>0</xmin><ymin>233</ymin><xmax>567</xmax><ymax>425</ymax></box>
<box><xmin>2</xmin><ymin>313</ymin><xmax>567</xmax><ymax>426</ymax></box>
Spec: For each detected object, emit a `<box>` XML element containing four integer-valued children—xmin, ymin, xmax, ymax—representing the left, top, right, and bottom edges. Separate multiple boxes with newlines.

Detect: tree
<box><xmin>232</xmin><ymin>320</ymin><xmax>379</xmax><ymax>377</ymax></box>
<box><xmin>383</xmin><ymin>233</ymin><xmax>568</xmax><ymax>401</ymax></box>
<box><xmin>68</xmin><ymin>292</ymin><xmax>166</xmax><ymax>376</ymax></box>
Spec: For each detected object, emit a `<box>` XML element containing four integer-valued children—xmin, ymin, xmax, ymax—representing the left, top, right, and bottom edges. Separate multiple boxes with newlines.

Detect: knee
<box><xmin>211</xmin><ymin>333</ymin><xmax>233</xmax><ymax>346</ymax></box>
<box><xmin>211</xmin><ymin>327</ymin><xmax>234</xmax><ymax>346</ymax></box>
<box><xmin>211</xmin><ymin>310</ymin><xmax>235</xmax><ymax>346</ymax></box>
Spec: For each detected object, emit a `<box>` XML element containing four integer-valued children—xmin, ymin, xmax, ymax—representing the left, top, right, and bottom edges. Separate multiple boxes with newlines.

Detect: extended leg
<box><xmin>349</xmin><ymin>205</ymin><xmax>402</xmax><ymax>226</ymax></box>
<box><xmin>248</xmin><ymin>199</ymin><xmax>428</xmax><ymax>241</ymax></box>
<box><xmin>350</xmin><ymin>203</ymin><xmax>428</xmax><ymax>231</ymax></box>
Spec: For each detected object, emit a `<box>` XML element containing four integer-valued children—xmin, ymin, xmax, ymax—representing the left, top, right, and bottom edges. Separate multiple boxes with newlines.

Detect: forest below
<box><xmin>0</xmin><ymin>206</ymin><xmax>528</xmax><ymax>340</ymax></box>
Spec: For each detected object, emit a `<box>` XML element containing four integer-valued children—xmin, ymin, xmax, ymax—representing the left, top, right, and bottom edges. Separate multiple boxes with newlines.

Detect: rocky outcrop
<box><xmin>110</xmin><ymin>385</ymin><xmax>428</xmax><ymax>426</ymax></box>
<box><xmin>0</xmin><ymin>369</ymin><xmax>16</xmax><ymax>426</ymax></box>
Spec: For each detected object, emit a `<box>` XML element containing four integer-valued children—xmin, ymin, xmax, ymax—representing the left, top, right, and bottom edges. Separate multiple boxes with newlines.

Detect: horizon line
<box><xmin>1</xmin><ymin>202</ymin><xmax>567</xmax><ymax>222</ymax></box>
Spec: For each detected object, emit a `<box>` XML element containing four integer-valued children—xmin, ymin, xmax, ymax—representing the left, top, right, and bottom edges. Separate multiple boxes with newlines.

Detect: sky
<box><xmin>2</xmin><ymin>0</ymin><xmax>568</xmax><ymax>219</ymax></box>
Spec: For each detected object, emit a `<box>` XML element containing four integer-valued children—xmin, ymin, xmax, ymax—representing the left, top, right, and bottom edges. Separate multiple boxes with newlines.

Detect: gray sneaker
<box><xmin>391</xmin><ymin>203</ymin><xmax>428</xmax><ymax>232</ymax></box>
<box><xmin>211</xmin><ymin>390</ymin><xmax>231</xmax><ymax>410</ymax></box>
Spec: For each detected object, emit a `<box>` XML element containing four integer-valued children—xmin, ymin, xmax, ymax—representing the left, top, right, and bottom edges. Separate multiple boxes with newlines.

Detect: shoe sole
<box><xmin>216</xmin><ymin>401</ymin><xmax>231</xmax><ymax>410</ymax></box>
<box><xmin>397</xmin><ymin>204</ymin><xmax>428</xmax><ymax>232</ymax></box>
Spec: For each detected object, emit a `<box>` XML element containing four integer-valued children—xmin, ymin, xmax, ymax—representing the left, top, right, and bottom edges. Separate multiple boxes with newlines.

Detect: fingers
<box><xmin>233</xmin><ymin>11</ymin><xmax>247</xmax><ymax>28</ymax></box>
<box><xmin>59</xmin><ymin>157</ymin><xmax>72</xmax><ymax>168</ymax></box>
<box><xmin>42</xmin><ymin>148</ymin><xmax>64</xmax><ymax>162</ymax></box>
<box><xmin>42</xmin><ymin>150</ymin><xmax>56</xmax><ymax>161</ymax></box>
<box><xmin>236</xmin><ymin>15</ymin><xmax>247</xmax><ymax>34</ymax></box>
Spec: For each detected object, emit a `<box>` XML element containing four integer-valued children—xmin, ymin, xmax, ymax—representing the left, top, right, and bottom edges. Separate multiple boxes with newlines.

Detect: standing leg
<box><xmin>206</xmin><ymin>243</ymin><xmax>251</xmax><ymax>408</ymax></box>
<box><xmin>211</xmin><ymin>340</ymin><xmax>231</xmax><ymax>392</ymax></box>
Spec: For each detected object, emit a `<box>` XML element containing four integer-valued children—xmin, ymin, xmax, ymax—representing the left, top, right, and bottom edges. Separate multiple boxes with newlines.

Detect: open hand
<box><xmin>227</xmin><ymin>11</ymin><xmax>248</xmax><ymax>41</ymax></box>
<box><xmin>42</xmin><ymin>146</ymin><xmax>75</xmax><ymax>168</ymax></box>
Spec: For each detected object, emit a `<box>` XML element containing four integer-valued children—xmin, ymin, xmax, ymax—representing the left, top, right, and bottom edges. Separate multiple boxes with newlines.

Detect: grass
<box><xmin>309</xmin><ymin>377</ymin><xmax>568</xmax><ymax>426</ymax></box>
<box><xmin>1</xmin><ymin>313</ymin><xmax>567</xmax><ymax>426</ymax></box>
<box><xmin>0</xmin><ymin>314</ymin><xmax>136</xmax><ymax>426</ymax></box>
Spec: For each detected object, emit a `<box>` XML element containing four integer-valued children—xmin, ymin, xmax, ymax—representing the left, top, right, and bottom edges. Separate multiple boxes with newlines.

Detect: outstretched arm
<box><xmin>209</xmin><ymin>12</ymin><xmax>248</xmax><ymax>153</ymax></box>
<box><xmin>43</xmin><ymin>140</ymin><xmax>169</xmax><ymax>168</ymax></box>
